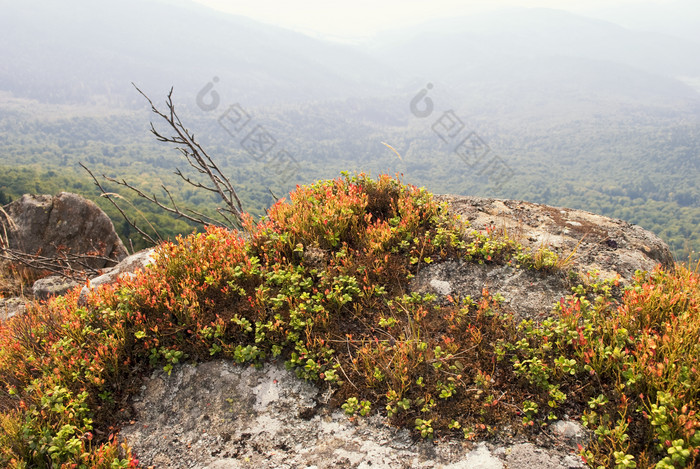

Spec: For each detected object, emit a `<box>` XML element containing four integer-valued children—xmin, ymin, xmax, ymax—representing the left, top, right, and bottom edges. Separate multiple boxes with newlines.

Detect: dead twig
<box><xmin>0</xmin><ymin>246</ymin><xmax>117</xmax><ymax>281</ymax></box>
<box><xmin>80</xmin><ymin>162</ymin><xmax>161</xmax><ymax>247</ymax></box>
<box><xmin>132</xmin><ymin>84</ymin><xmax>244</xmax><ymax>225</ymax></box>
<box><xmin>81</xmin><ymin>85</ymin><xmax>246</xmax><ymax>249</ymax></box>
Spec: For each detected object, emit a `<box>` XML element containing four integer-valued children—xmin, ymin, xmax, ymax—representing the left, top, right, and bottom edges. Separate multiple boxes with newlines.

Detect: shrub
<box><xmin>0</xmin><ymin>173</ymin><xmax>697</xmax><ymax>468</ymax></box>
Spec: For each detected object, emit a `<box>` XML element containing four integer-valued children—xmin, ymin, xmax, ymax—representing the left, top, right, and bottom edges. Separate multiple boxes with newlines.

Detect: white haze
<box><xmin>190</xmin><ymin>0</ymin><xmax>700</xmax><ymax>44</ymax></box>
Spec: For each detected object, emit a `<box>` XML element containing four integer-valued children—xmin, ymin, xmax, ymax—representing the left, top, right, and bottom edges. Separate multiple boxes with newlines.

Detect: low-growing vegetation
<box><xmin>0</xmin><ymin>173</ymin><xmax>698</xmax><ymax>468</ymax></box>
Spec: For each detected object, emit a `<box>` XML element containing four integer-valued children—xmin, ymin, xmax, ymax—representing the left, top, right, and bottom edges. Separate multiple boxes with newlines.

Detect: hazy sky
<box><xmin>189</xmin><ymin>0</ymin><xmax>690</xmax><ymax>42</ymax></box>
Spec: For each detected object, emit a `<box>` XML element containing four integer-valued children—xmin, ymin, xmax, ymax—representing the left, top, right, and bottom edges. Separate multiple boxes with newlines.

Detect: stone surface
<box><xmin>550</xmin><ymin>420</ymin><xmax>589</xmax><ymax>448</ymax></box>
<box><xmin>79</xmin><ymin>248</ymin><xmax>156</xmax><ymax>303</ymax></box>
<box><xmin>500</xmin><ymin>443</ymin><xmax>584</xmax><ymax>469</ymax></box>
<box><xmin>32</xmin><ymin>275</ymin><xmax>81</xmax><ymax>300</ymax></box>
<box><xmin>0</xmin><ymin>297</ymin><xmax>26</xmax><ymax>321</ymax></box>
<box><xmin>435</xmin><ymin>195</ymin><xmax>673</xmax><ymax>280</ymax></box>
<box><xmin>412</xmin><ymin>260</ymin><xmax>569</xmax><ymax>321</ymax></box>
<box><xmin>121</xmin><ymin>361</ymin><xmax>584</xmax><ymax>469</ymax></box>
<box><xmin>1</xmin><ymin>192</ymin><xmax>128</xmax><ymax>273</ymax></box>
<box><xmin>411</xmin><ymin>195</ymin><xmax>674</xmax><ymax>321</ymax></box>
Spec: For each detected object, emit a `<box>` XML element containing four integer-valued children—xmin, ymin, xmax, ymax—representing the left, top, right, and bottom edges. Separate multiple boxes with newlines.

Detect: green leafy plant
<box><xmin>342</xmin><ymin>397</ymin><xmax>371</xmax><ymax>417</ymax></box>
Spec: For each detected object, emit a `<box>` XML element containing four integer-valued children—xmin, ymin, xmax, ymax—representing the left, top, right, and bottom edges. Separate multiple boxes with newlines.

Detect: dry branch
<box><xmin>82</xmin><ymin>85</ymin><xmax>246</xmax><ymax>248</ymax></box>
<box><xmin>0</xmin><ymin>247</ymin><xmax>116</xmax><ymax>280</ymax></box>
<box><xmin>133</xmin><ymin>84</ymin><xmax>244</xmax><ymax>223</ymax></box>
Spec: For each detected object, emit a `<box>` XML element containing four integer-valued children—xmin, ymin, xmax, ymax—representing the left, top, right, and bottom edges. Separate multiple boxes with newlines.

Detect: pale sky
<box><xmin>189</xmin><ymin>0</ymin><xmax>675</xmax><ymax>42</ymax></box>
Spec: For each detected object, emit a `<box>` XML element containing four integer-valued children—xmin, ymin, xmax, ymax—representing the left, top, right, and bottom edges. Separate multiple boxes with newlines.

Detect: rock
<box><xmin>121</xmin><ymin>361</ymin><xmax>584</xmax><ymax>469</ymax></box>
<box><xmin>435</xmin><ymin>195</ymin><xmax>673</xmax><ymax>280</ymax></box>
<box><xmin>499</xmin><ymin>443</ymin><xmax>585</xmax><ymax>469</ymax></box>
<box><xmin>32</xmin><ymin>275</ymin><xmax>81</xmax><ymax>300</ymax></box>
<box><xmin>0</xmin><ymin>297</ymin><xmax>26</xmax><ymax>321</ymax></box>
<box><xmin>550</xmin><ymin>420</ymin><xmax>589</xmax><ymax>448</ymax></box>
<box><xmin>412</xmin><ymin>260</ymin><xmax>570</xmax><ymax>321</ymax></box>
<box><xmin>0</xmin><ymin>192</ymin><xmax>128</xmax><ymax>274</ymax></box>
<box><xmin>79</xmin><ymin>248</ymin><xmax>156</xmax><ymax>303</ymax></box>
<box><xmin>410</xmin><ymin>195</ymin><xmax>674</xmax><ymax>321</ymax></box>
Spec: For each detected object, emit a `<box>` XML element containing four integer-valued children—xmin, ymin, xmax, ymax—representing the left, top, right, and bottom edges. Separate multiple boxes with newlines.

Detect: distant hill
<box><xmin>0</xmin><ymin>0</ymin><xmax>395</xmax><ymax>106</ymax></box>
<box><xmin>4</xmin><ymin>2</ymin><xmax>699</xmax><ymax>112</ymax></box>
<box><xmin>371</xmin><ymin>8</ymin><xmax>700</xmax><ymax>119</ymax></box>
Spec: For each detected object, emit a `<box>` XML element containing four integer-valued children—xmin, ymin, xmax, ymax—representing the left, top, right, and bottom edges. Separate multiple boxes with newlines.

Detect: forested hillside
<box><xmin>1</xmin><ymin>0</ymin><xmax>698</xmax><ymax>260</ymax></box>
<box><xmin>1</xmin><ymin>92</ymin><xmax>698</xmax><ymax>259</ymax></box>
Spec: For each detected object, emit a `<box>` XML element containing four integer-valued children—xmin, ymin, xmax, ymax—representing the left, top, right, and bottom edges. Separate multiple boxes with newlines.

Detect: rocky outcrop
<box><xmin>1</xmin><ymin>192</ymin><xmax>128</xmax><ymax>274</ymax></box>
<box><xmin>32</xmin><ymin>275</ymin><xmax>81</xmax><ymax>300</ymax></box>
<box><xmin>0</xmin><ymin>193</ymin><xmax>673</xmax><ymax>465</ymax></box>
<box><xmin>410</xmin><ymin>196</ymin><xmax>674</xmax><ymax>321</ymax></box>
<box><xmin>436</xmin><ymin>195</ymin><xmax>673</xmax><ymax>275</ymax></box>
<box><xmin>121</xmin><ymin>360</ymin><xmax>586</xmax><ymax>469</ymax></box>
<box><xmin>120</xmin><ymin>196</ymin><xmax>673</xmax><ymax>469</ymax></box>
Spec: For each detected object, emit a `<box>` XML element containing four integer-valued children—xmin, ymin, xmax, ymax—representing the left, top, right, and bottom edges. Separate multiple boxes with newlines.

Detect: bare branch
<box><xmin>80</xmin><ymin>162</ymin><xmax>161</xmax><ymax>247</ymax></box>
<box><xmin>79</xmin><ymin>86</ymin><xmax>247</xmax><ymax>252</ymax></box>
<box><xmin>131</xmin><ymin>84</ymin><xmax>245</xmax><ymax>223</ymax></box>
<box><xmin>0</xmin><ymin>246</ymin><xmax>117</xmax><ymax>281</ymax></box>
<box><xmin>99</xmin><ymin>175</ymin><xmax>225</xmax><ymax>229</ymax></box>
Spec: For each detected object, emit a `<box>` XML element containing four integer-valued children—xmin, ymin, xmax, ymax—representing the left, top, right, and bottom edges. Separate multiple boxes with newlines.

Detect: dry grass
<box><xmin>0</xmin><ymin>260</ymin><xmax>35</xmax><ymax>299</ymax></box>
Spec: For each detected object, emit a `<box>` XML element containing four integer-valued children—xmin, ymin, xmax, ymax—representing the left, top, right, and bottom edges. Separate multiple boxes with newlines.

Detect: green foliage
<box><xmin>507</xmin><ymin>265</ymin><xmax>700</xmax><ymax>468</ymax></box>
<box><xmin>341</xmin><ymin>397</ymin><xmax>371</xmax><ymax>417</ymax></box>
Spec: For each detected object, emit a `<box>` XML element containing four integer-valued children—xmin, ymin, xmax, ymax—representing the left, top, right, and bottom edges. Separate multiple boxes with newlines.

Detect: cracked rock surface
<box><xmin>435</xmin><ymin>195</ymin><xmax>672</xmax><ymax>281</ymax></box>
<box><xmin>121</xmin><ymin>360</ymin><xmax>585</xmax><ymax>469</ymax></box>
<box><xmin>410</xmin><ymin>195</ymin><xmax>673</xmax><ymax>321</ymax></box>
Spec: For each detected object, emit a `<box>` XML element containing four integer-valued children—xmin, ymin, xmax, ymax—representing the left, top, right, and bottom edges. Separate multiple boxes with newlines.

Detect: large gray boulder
<box><xmin>0</xmin><ymin>192</ymin><xmax>128</xmax><ymax>274</ymax></box>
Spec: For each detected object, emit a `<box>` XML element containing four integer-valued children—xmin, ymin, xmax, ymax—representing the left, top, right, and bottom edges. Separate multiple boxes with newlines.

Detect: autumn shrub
<box><xmin>0</xmin><ymin>173</ymin><xmax>697</xmax><ymax>468</ymax></box>
<box><xmin>502</xmin><ymin>266</ymin><xmax>700</xmax><ymax>468</ymax></box>
<box><xmin>0</xmin><ymin>288</ymin><xmax>137</xmax><ymax>468</ymax></box>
